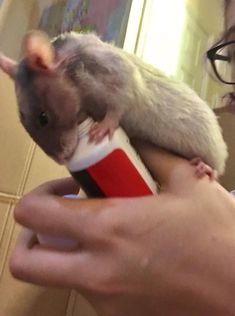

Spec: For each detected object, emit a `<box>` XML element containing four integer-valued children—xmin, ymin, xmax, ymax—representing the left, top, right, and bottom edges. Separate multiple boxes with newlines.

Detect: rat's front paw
<box><xmin>190</xmin><ymin>157</ymin><xmax>218</xmax><ymax>181</ymax></box>
<box><xmin>89</xmin><ymin>120</ymin><xmax>116</xmax><ymax>143</ymax></box>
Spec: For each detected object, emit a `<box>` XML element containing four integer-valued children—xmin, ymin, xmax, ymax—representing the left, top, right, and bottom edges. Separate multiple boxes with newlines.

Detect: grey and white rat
<box><xmin>0</xmin><ymin>30</ymin><xmax>228</xmax><ymax>175</ymax></box>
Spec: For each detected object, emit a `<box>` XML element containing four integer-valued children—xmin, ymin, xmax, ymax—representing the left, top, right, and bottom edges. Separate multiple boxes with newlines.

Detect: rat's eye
<box><xmin>39</xmin><ymin>111</ymin><xmax>48</xmax><ymax>127</ymax></box>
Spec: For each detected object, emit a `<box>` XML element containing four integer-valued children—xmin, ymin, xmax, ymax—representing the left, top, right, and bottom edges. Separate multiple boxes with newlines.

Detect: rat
<box><xmin>0</xmin><ymin>30</ymin><xmax>228</xmax><ymax>176</ymax></box>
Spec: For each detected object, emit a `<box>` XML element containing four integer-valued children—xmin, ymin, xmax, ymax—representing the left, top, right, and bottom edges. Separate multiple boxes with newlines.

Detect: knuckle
<box><xmin>14</xmin><ymin>193</ymin><xmax>43</xmax><ymax>225</ymax></box>
<box><xmin>105</xmin><ymin>218</ymin><xmax>123</xmax><ymax>239</ymax></box>
<box><xmin>14</xmin><ymin>195</ymin><xmax>34</xmax><ymax>224</ymax></box>
<box><xmin>99</xmin><ymin>201</ymin><xmax>125</xmax><ymax>237</ymax></box>
<box><xmin>14</xmin><ymin>197</ymin><xmax>29</xmax><ymax>223</ymax></box>
<box><xmin>81</xmin><ymin>200</ymin><xmax>122</xmax><ymax>240</ymax></box>
<box><xmin>86</xmin><ymin>269</ymin><xmax>117</xmax><ymax>295</ymax></box>
<box><xmin>104</xmin><ymin>215</ymin><xmax>126</xmax><ymax>241</ymax></box>
<box><xmin>9</xmin><ymin>251</ymin><xmax>26</xmax><ymax>280</ymax></box>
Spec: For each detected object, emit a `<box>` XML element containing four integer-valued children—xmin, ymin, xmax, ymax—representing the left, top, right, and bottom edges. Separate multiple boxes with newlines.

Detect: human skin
<box><xmin>9</xmin><ymin>141</ymin><xmax>235</xmax><ymax>316</ymax></box>
<box><xmin>224</xmin><ymin>1</ymin><xmax>235</xmax><ymax>52</ymax></box>
<box><xmin>225</xmin><ymin>0</ymin><xmax>235</xmax><ymax>33</ymax></box>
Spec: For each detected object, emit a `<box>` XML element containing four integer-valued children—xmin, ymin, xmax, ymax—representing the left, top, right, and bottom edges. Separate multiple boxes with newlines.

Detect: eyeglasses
<box><xmin>207</xmin><ymin>40</ymin><xmax>235</xmax><ymax>84</ymax></box>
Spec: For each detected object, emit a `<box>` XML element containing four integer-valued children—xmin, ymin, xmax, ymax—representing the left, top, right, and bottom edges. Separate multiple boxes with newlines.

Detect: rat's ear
<box><xmin>0</xmin><ymin>53</ymin><xmax>17</xmax><ymax>78</ymax></box>
<box><xmin>22</xmin><ymin>30</ymin><xmax>55</xmax><ymax>73</ymax></box>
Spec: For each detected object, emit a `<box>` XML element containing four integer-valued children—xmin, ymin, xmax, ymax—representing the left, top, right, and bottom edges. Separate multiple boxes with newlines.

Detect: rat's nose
<box><xmin>52</xmin><ymin>144</ymin><xmax>77</xmax><ymax>164</ymax></box>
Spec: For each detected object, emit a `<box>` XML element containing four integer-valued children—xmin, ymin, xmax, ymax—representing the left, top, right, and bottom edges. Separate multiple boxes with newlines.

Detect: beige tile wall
<box><xmin>0</xmin><ymin>1</ymin><xmax>97</xmax><ymax>315</ymax></box>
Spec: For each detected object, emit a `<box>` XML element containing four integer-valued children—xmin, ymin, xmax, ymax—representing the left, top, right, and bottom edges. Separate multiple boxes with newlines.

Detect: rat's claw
<box><xmin>190</xmin><ymin>157</ymin><xmax>217</xmax><ymax>181</ymax></box>
<box><xmin>89</xmin><ymin>121</ymin><xmax>115</xmax><ymax>143</ymax></box>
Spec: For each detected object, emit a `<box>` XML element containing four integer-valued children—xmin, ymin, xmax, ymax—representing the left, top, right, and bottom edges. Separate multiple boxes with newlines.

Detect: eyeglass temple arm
<box><xmin>213</xmin><ymin>53</ymin><xmax>229</xmax><ymax>61</ymax></box>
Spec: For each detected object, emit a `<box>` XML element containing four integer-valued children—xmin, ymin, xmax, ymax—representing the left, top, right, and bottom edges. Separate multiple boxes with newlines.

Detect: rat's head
<box><xmin>0</xmin><ymin>30</ymin><xmax>85</xmax><ymax>164</ymax></box>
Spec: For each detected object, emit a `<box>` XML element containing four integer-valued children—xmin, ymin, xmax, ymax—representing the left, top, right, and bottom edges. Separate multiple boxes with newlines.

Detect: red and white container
<box><xmin>66</xmin><ymin>118</ymin><xmax>157</xmax><ymax>197</ymax></box>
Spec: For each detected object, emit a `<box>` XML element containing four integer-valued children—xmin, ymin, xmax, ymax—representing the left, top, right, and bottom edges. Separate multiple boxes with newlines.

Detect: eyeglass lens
<box><xmin>214</xmin><ymin>43</ymin><xmax>235</xmax><ymax>83</ymax></box>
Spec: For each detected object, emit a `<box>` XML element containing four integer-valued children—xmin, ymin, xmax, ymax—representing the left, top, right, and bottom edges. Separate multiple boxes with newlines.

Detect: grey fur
<box><xmin>0</xmin><ymin>31</ymin><xmax>228</xmax><ymax>174</ymax></box>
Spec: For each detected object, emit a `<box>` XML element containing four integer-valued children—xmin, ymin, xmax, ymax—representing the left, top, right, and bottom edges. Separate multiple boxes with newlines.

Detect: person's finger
<box><xmin>14</xmin><ymin>178</ymin><xmax>119</xmax><ymax>243</ymax></box>
<box><xmin>131</xmin><ymin>139</ymin><xmax>198</xmax><ymax>193</ymax></box>
<box><xmin>30</xmin><ymin>177</ymin><xmax>80</xmax><ymax>196</ymax></box>
<box><xmin>9</xmin><ymin>228</ymin><xmax>93</xmax><ymax>289</ymax></box>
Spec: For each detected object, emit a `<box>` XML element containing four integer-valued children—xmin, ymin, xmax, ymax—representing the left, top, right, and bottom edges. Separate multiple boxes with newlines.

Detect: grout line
<box><xmin>0</xmin><ymin>141</ymin><xmax>36</xmax><ymax>279</ymax></box>
<box><xmin>65</xmin><ymin>290</ymin><xmax>77</xmax><ymax>316</ymax></box>
<box><xmin>0</xmin><ymin>192</ymin><xmax>21</xmax><ymax>204</ymax></box>
<box><xmin>16</xmin><ymin>141</ymin><xmax>36</xmax><ymax>196</ymax></box>
<box><xmin>0</xmin><ymin>202</ymin><xmax>12</xmax><ymax>241</ymax></box>
<box><xmin>0</xmin><ymin>203</ymin><xmax>15</xmax><ymax>278</ymax></box>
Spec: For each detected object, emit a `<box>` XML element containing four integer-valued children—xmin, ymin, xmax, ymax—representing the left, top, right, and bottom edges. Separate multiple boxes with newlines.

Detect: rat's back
<box><xmin>50</xmin><ymin>32</ymin><xmax>228</xmax><ymax>175</ymax></box>
<box><xmin>119</xmin><ymin>53</ymin><xmax>228</xmax><ymax>175</ymax></box>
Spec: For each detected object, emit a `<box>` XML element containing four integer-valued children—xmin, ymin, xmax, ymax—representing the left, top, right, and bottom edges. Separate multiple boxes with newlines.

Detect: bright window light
<box><xmin>125</xmin><ymin>0</ymin><xmax>187</xmax><ymax>76</ymax></box>
<box><xmin>123</xmin><ymin>0</ymin><xmax>145</xmax><ymax>53</ymax></box>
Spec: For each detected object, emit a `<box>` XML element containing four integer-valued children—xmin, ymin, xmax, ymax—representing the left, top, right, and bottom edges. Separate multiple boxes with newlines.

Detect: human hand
<box><xmin>10</xmin><ymin>146</ymin><xmax>235</xmax><ymax>316</ymax></box>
